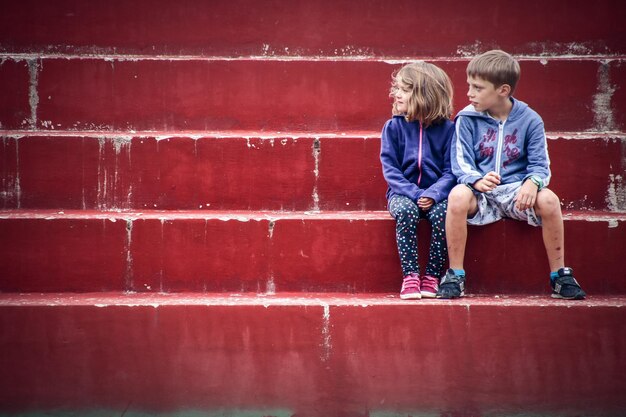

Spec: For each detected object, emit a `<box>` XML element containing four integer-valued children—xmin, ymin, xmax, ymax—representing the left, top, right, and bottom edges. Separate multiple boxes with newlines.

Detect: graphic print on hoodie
<box><xmin>451</xmin><ymin>98</ymin><xmax>551</xmax><ymax>188</ymax></box>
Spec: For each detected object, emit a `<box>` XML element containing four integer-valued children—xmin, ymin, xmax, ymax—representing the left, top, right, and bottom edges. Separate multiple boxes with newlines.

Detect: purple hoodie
<box><xmin>380</xmin><ymin>115</ymin><xmax>456</xmax><ymax>203</ymax></box>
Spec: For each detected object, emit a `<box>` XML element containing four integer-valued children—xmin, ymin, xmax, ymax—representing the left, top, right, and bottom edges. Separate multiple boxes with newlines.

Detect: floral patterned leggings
<box><xmin>388</xmin><ymin>195</ymin><xmax>448</xmax><ymax>278</ymax></box>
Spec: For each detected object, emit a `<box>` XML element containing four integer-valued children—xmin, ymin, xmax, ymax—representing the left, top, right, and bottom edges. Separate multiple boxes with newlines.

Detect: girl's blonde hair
<box><xmin>390</xmin><ymin>61</ymin><xmax>454</xmax><ymax>126</ymax></box>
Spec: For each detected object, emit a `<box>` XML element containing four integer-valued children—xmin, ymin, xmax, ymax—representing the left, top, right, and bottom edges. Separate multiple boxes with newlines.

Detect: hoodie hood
<box><xmin>455</xmin><ymin>98</ymin><xmax>529</xmax><ymax>123</ymax></box>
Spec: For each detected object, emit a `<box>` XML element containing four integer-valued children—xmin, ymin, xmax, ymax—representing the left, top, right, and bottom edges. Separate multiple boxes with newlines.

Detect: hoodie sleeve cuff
<box><xmin>524</xmin><ymin>174</ymin><xmax>544</xmax><ymax>190</ymax></box>
<box><xmin>412</xmin><ymin>189</ymin><xmax>425</xmax><ymax>202</ymax></box>
<box><xmin>460</xmin><ymin>175</ymin><xmax>482</xmax><ymax>187</ymax></box>
<box><xmin>420</xmin><ymin>190</ymin><xmax>439</xmax><ymax>203</ymax></box>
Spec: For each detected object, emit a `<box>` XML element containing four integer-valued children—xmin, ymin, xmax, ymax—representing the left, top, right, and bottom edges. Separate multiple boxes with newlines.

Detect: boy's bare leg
<box><xmin>446</xmin><ymin>185</ymin><xmax>479</xmax><ymax>269</ymax></box>
<box><xmin>534</xmin><ymin>188</ymin><xmax>565</xmax><ymax>271</ymax></box>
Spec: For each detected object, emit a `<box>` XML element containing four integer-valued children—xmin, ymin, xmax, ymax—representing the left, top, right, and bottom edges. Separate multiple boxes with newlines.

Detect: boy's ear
<box><xmin>497</xmin><ymin>84</ymin><xmax>512</xmax><ymax>97</ymax></box>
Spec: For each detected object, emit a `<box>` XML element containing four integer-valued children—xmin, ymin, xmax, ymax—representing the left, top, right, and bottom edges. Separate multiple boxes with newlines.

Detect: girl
<box><xmin>380</xmin><ymin>62</ymin><xmax>456</xmax><ymax>299</ymax></box>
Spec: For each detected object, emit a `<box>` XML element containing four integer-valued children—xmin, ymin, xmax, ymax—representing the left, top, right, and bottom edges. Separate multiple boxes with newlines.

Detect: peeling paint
<box><xmin>0</xmin><ymin>129</ymin><xmax>382</xmax><ymax>141</ymax></box>
<box><xmin>268</xmin><ymin>220</ymin><xmax>275</xmax><ymax>238</ymax></box>
<box><xmin>321</xmin><ymin>303</ymin><xmax>332</xmax><ymax>362</ymax></box>
<box><xmin>592</xmin><ymin>62</ymin><xmax>617</xmax><ymax>132</ymax></box>
<box><xmin>95</xmin><ymin>137</ymin><xmax>132</xmax><ymax>210</ymax></box>
<box><xmin>110</xmin><ymin>136</ymin><xmax>132</xmax><ymax>154</ymax></box>
<box><xmin>125</xmin><ymin>219</ymin><xmax>134</xmax><ymax>291</ymax></box>
<box><xmin>97</xmin><ymin>139</ymin><xmax>106</xmax><ymax>209</ymax></box>
<box><xmin>127</xmin><ymin>184</ymin><xmax>133</xmax><ymax>208</ymax></box>
<box><xmin>217</xmin><ymin>215</ymin><xmax>250</xmax><ymax>222</ymax></box>
<box><xmin>607</xmin><ymin>174</ymin><xmax>626</xmax><ymax>212</ymax></box>
<box><xmin>245</xmin><ymin>138</ymin><xmax>258</xmax><ymax>149</ymax></box>
<box><xmin>525</xmin><ymin>41</ymin><xmax>596</xmax><ymax>57</ymax></box>
<box><xmin>456</xmin><ymin>40</ymin><xmax>488</xmax><ymax>57</ymax></box>
<box><xmin>265</xmin><ymin>275</ymin><xmax>276</xmax><ymax>295</ymax></box>
<box><xmin>312</xmin><ymin>138</ymin><xmax>321</xmax><ymax>211</ymax></box>
<box><xmin>3</xmin><ymin>50</ymin><xmax>624</xmax><ymax>64</ymax></box>
<box><xmin>27</xmin><ymin>59</ymin><xmax>40</xmax><ymax>129</ymax></box>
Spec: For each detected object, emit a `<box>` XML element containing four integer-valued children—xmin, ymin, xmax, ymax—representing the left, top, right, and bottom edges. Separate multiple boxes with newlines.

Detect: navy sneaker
<box><xmin>551</xmin><ymin>267</ymin><xmax>586</xmax><ymax>300</ymax></box>
<box><xmin>436</xmin><ymin>269</ymin><xmax>465</xmax><ymax>299</ymax></box>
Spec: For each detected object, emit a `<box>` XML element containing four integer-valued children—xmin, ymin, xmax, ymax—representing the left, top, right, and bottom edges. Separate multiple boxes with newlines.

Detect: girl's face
<box><xmin>394</xmin><ymin>78</ymin><xmax>412</xmax><ymax>114</ymax></box>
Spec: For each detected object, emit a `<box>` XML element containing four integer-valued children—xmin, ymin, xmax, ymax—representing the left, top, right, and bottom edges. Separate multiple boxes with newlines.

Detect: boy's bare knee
<box><xmin>536</xmin><ymin>189</ymin><xmax>561</xmax><ymax>218</ymax></box>
<box><xmin>448</xmin><ymin>185</ymin><xmax>474</xmax><ymax>214</ymax></box>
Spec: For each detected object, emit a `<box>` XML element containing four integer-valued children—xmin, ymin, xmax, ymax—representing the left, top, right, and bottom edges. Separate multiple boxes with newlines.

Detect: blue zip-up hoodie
<box><xmin>380</xmin><ymin>116</ymin><xmax>456</xmax><ymax>203</ymax></box>
<box><xmin>452</xmin><ymin>98</ymin><xmax>551</xmax><ymax>187</ymax></box>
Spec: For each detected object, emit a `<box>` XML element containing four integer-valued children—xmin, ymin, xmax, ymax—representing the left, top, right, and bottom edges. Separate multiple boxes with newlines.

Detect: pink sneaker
<box><xmin>420</xmin><ymin>275</ymin><xmax>439</xmax><ymax>298</ymax></box>
<box><xmin>400</xmin><ymin>273</ymin><xmax>421</xmax><ymax>299</ymax></box>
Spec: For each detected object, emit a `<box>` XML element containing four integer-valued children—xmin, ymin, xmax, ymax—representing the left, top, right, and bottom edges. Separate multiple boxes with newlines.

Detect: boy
<box><xmin>438</xmin><ymin>50</ymin><xmax>586</xmax><ymax>300</ymax></box>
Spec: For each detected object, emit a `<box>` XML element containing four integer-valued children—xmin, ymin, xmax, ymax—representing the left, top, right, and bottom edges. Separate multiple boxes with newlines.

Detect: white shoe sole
<box><xmin>400</xmin><ymin>293</ymin><xmax>422</xmax><ymax>300</ymax></box>
<box><xmin>551</xmin><ymin>293</ymin><xmax>585</xmax><ymax>300</ymax></box>
<box><xmin>420</xmin><ymin>291</ymin><xmax>437</xmax><ymax>298</ymax></box>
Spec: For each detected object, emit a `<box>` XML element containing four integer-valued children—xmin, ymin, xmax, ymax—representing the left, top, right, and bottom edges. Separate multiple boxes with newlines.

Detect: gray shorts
<box><xmin>468</xmin><ymin>181</ymin><xmax>542</xmax><ymax>227</ymax></box>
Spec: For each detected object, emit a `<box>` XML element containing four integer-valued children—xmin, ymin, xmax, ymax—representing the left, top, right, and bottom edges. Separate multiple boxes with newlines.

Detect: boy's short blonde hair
<box><xmin>390</xmin><ymin>61</ymin><xmax>453</xmax><ymax>126</ymax></box>
<box><xmin>467</xmin><ymin>50</ymin><xmax>521</xmax><ymax>95</ymax></box>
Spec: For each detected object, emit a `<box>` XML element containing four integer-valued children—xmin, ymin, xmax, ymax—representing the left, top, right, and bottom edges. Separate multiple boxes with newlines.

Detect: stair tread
<box><xmin>1</xmin><ymin>292</ymin><xmax>624</xmax><ymax>307</ymax></box>
<box><xmin>1</xmin><ymin>209</ymin><xmax>625</xmax><ymax>221</ymax></box>
<box><xmin>2</xmin><ymin>129</ymin><xmax>623</xmax><ymax>138</ymax></box>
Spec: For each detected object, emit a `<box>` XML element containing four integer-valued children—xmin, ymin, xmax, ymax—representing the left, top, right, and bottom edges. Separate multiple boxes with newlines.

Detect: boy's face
<box><xmin>394</xmin><ymin>78</ymin><xmax>412</xmax><ymax>114</ymax></box>
<box><xmin>466</xmin><ymin>76</ymin><xmax>509</xmax><ymax>113</ymax></box>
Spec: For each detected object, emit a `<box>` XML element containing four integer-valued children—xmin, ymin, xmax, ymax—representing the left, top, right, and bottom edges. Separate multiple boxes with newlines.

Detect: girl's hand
<box><xmin>418</xmin><ymin>197</ymin><xmax>435</xmax><ymax>210</ymax></box>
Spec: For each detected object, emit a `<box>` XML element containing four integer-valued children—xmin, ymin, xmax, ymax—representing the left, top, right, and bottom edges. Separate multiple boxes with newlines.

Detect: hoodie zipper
<box><xmin>495</xmin><ymin>120</ymin><xmax>506</xmax><ymax>176</ymax></box>
<box><xmin>417</xmin><ymin>121</ymin><xmax>423</xmax><ymax>186</ymax></box>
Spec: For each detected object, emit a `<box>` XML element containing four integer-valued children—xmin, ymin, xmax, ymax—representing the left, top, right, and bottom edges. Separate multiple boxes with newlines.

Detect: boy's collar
<box><xmin>486</xmin><ymin>97</ymin><xmax>514</xmax><ymax>121</ymax></box>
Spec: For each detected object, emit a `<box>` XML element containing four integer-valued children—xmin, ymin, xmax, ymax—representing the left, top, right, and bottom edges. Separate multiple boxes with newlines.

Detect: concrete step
<box><xmin>1</xmin><ymin>210</ymin><xmax>624</xmax><ymax>294</ymax></box>
<box><xmin>1</xmin><ymin>58</ymin><xmax>622</xmax><ymax>132</ymax></box>
<box><xmin>1</xmin><ymin>293</ymin><xmax>625</xmax><ymax>416</ymax></box>
<box><xmin>1</xmin><ymin>0</ymin><xmax>623</xmax><ymax>57</ymax></box>
<box><xmin>1</xmin><ymin>133</ymin><xmax>623</xmax><ymax>212</ymax></box>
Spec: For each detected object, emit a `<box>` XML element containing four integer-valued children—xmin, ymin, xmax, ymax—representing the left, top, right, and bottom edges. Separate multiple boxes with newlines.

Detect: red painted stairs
<box><xmin>1</xmin><ymin>1</ymin><xmax>626</xmax><ymax>416</ymax></box>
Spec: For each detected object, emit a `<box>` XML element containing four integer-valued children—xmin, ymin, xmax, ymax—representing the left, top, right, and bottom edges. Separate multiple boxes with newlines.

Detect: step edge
<box><xmin>3</xmin><ymin>52</ymin><xmax>626</xmax><ymax>62</ymax></box>
<box><xmin>2</xmin><ymin>129</ymin><xmax>626</xmax><ymax>140</ymax></box>
<box><xmin>0</xmin><ymin>209</ymin><xmax>625</xmax><ymax>222</ymax></box>
<box><xmin>0</xmin><ymin>292</ymin><xmax>624</xmax><ymax>308</ymax></box>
